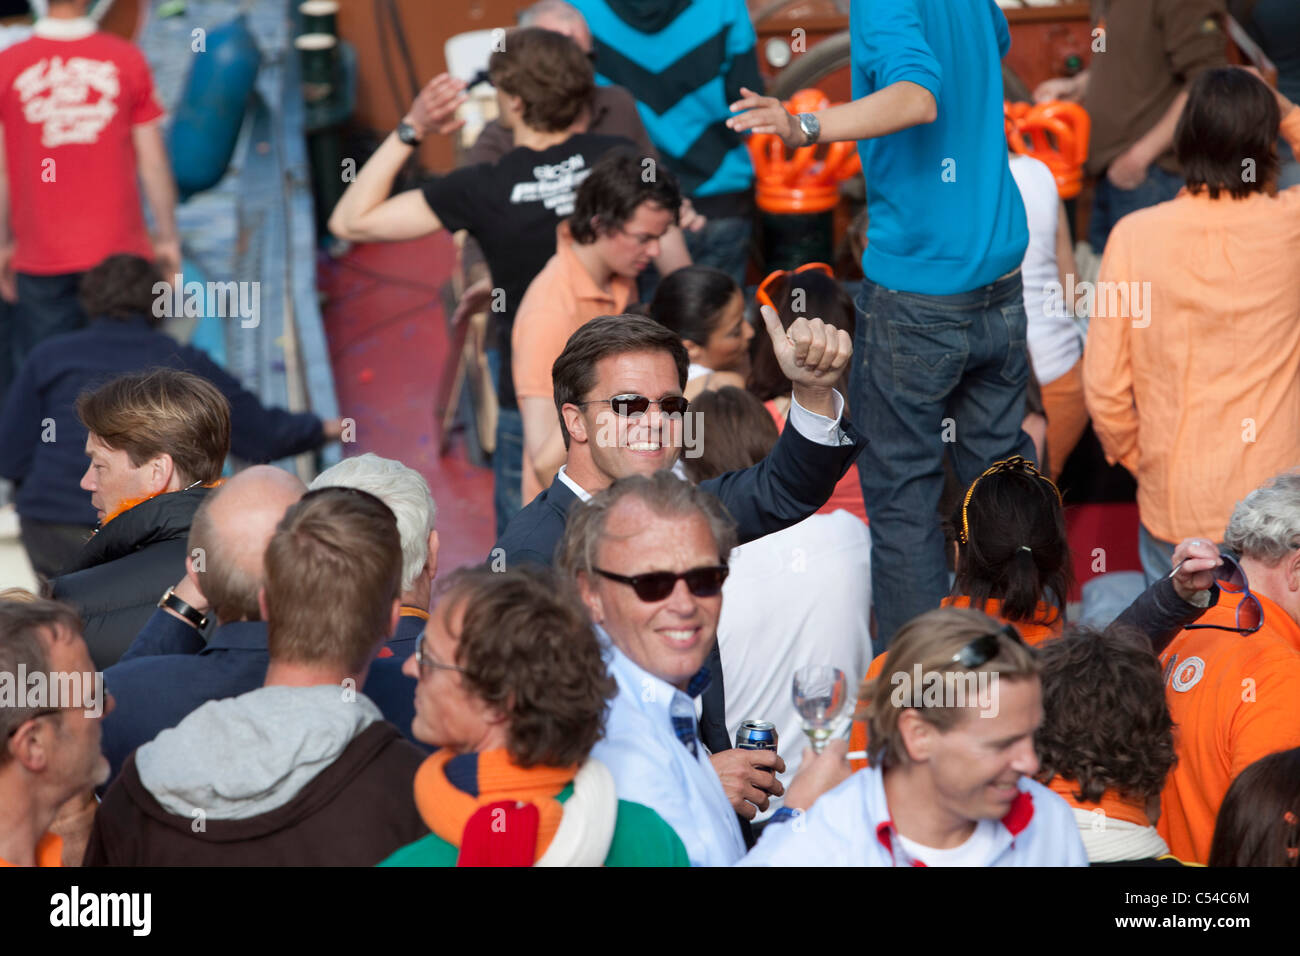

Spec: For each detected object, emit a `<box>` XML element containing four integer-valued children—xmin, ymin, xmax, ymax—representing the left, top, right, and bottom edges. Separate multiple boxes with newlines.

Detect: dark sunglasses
<box><xmin>1180</xmin><ymin>552</ymin><xmax>1263</xmax><ymax>635</ymax></box>
<box><xmin>594</xmin><ymin>565</ymin><xmax>729</xmax><ymax>602</ymax></box>
<box><xmin>950</xmin><ymin>622</ymin><xmax>1025</xmax><ymax>669</ymax></box>
<box><xmin>577</xmin><ymin>394</ymin><xmax>690</xmax><ymax>418</ymax></box>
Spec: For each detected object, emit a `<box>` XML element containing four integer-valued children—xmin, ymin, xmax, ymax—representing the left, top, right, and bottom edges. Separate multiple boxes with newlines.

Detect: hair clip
<box><xmin>959</xmin><ymin>456</ymin><xmax>1063</xmax><ymax>544</ymax></box>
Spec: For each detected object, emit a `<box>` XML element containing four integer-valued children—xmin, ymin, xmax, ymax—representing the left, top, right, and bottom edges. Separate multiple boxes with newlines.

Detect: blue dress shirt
<box><xmin>589</xmin><ymin>628</ymin><xmax>747</xmax><ymax>866</ymax></box>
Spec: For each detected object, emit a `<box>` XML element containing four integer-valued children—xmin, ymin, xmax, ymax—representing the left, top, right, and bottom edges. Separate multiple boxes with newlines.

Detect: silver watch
<box><xmin>796</xmin><ymin>111</ymin><xmax>820</xmax><ymax>146</ymax></box>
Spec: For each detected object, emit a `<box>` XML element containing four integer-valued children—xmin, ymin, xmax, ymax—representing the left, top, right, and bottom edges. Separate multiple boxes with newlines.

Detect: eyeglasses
<box><xmin>594</xmin><ymin>565</ymin><xmax>729</xmax><ymax>602</ymax></box>
<box><xmin>756</xmin><ymin>262</ymin><xmax>834</xmax><ymax>312</ymax></box>
<box><xmin>5</xmin><ymin>708</ymin><xmax>60</xmax><ymax>739</ymax></box>
<box><xmin>577</xmin><ymin>394</ymin><xmax>690</xmax><ymax>418</ymax></box>
<box><xmin>950</xmin><ymin>623</ymin><xmax>1025</xmax><ymax>669</ymax></box>
<box><xmin>414</xmin><ymin>631</ymin><xmax>465</xmax><ymax>676</ymax></box>
<box><xmin>959</xmin><ymin>455</ymin><xmax>1062</xmax><ymax>545</ymax></box>
<box><xmin>1179</xmin><ymin>551</ymin><xmax>1264</xmax><ymax>635</ymax></box>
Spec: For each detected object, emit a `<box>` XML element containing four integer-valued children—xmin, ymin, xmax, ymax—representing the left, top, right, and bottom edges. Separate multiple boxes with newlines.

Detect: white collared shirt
<box><xmin>556</xmin><ymin>389</ymin><xmax>847</xmax><ymax>502</ymax></box>
<box><xmin>739</xmin><ymin>763</ymin><xmax>1089</xmax><ymax>867</ymax></box>
<box><xmin>32</xmin><ymin>17</ymin><xmax>98</xmax><ymax>41</ymax></box>
<box><xmin>590</xmin><ymin>629</ymin><xmax>747</xmax><ymax>867</ymax></box>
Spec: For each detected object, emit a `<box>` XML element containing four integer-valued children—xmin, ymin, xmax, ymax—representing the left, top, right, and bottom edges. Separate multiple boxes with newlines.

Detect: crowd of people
<box><xmin>1</xmin><ymin>0</ymin><xmax>1299</xmax><ymax>869</ymax></box>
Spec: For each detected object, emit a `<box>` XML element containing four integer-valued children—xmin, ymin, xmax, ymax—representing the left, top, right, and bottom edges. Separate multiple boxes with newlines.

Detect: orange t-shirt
<box><xmin>512</xmin><ymin>227</ymin><xmax>634</xmax><ymax>505</ymax></box>
<box><xmin>848</xmin><ymin>596</ymin><xmax>1063</xmax><ymax>771</ymax></box>
<box><xmin>1157</xmin><ymin>591</ymin><xmax>1300</xmax><ymax>864</ymax></box>
<box><xmin>0</xmin><ymin>831</ymin><xmax>63</xmax><ymax>867</ymax></box>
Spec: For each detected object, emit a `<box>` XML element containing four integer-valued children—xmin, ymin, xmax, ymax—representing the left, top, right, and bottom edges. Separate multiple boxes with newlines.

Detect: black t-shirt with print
<box><xmin>421</xmin><ymin>133</ymin><xmax>637</xmax><ymax>409</ymax></box>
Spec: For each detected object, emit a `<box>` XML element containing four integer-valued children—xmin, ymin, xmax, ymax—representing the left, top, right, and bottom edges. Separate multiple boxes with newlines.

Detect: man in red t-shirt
<box><xmin>0</xmin><ymin>0</ymin><xmax>178</xmax><ymax>400</ymax></box>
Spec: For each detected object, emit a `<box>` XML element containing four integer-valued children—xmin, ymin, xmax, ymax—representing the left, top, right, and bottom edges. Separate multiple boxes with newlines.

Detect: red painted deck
<box><xmin>317</xmin><ymin>234</ymin><xmax>495</xmax><ymax>572</ymax></box>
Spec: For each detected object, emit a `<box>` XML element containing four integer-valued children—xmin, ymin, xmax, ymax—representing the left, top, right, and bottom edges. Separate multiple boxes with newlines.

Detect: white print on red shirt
<box><xmin>13</xmin><ymin>55</ymin><xmax>120</xmax><ymax>148</ymax></box>
<box><xmin>508</xmin><ymin>153</ymin><xmax>594</xmax><ymax>216</ymax></box>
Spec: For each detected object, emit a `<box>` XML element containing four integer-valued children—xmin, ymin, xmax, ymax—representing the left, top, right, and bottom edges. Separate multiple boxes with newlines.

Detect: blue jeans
<box><xmin>1088</xmin><ymin>165</ymin><xmax>1184</xmax><ymax>254</ymax></box>
<box><xmin>1278</xmin><ymin>138</ymin><xmax>1300</xmax><ymax>190</ymax></box>
<box><xmin>639</xmin><ymin>214</ymin><xmax>753</xmax><ymax>300</ymax></box>
<box><xmin>853</xmin><ymin>272</ymin><xmax>1037</xmax><ymax>652</ymax></box>
<box><xmin>686</xmin><ymin>215</ymin><xmax>752</xmax><ymax>288</ymax></box>
<box><xmin>1139</xmin><ymin>523</ymin><xmax>1177</xmax><ymax>587</ymax></box>
<box><xmin>1</xmin><ymin>271</ymin><xmax>86</xmax><ymax>405</ymax></box>
<box><xmin>485</xmin><ymin>347</ymin><xmax>523</xmax><ymax>538</ymax></box>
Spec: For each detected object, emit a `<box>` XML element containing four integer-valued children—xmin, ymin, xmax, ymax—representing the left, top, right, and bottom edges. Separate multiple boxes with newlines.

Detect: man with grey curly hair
<box><xmin>1157</xmin><ymin>469</ymin><xmax>1300</xmax><ymax>864</ymax></box>
<box><xmin>1223</xmin><ymin>470</ymin><xmax>1300</xmax><ymax>574</ymax></box>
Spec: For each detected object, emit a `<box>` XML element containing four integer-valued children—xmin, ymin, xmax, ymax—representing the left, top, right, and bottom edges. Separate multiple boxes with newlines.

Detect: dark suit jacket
<box><xmin>51</xmin><ymin>486</ymin><xmax>211</xmax><ymax>670</ymax></box>
<box><xmin>491</xmin><ymin>418</ymin><xmax>867</xmax><ymax>842</ymax></box>
<box><xmin>493</xmin><ymin>417</ymin><xmax>867</xmax><ymax>570</ymax></box>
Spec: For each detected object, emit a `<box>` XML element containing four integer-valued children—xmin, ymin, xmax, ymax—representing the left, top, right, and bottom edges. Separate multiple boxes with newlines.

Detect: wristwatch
<box><xmin>395</xmin><ymin>120</ymin><xmax>423</xmax><ymax>146</ymax></box>
<box><xmin>796</xmin><ymin>111</ymin><xmax>820</xmax><ymax>147</ymax></box>
<box><xmin>158</xmin><ymin>586</ymin><xmax>208</xmax><ymax>630</ymax></box>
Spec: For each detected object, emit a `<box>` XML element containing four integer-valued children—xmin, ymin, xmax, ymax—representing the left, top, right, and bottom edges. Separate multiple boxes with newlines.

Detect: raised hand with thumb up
<box><xmin>759</xmin><ymin>302</ymin><xmax>852</xmax><ymax>418</ymax></box>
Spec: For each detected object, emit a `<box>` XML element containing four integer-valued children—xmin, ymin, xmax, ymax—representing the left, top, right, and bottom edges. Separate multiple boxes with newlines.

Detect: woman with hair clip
<box><xmin>649</xmin><ymin>265</ymin><xmax>753</xmax><ymax>400</ymax></box>
<box><xmin>846</xmin><ymin>476</ymin><xmax>1224</xmax><ymax>774</ymax></box>
<box><xmin>748</xmin><ymin>263</ymin><xmax>867</xmax><ymax>525</ymax></box>
<box><xmin>847</xmin><ymin>455</ymin><xmax>1071</xmax><ymax>770</ymax></box>
<box><xmin>944</xmin><ymin>455</ymin><xmax>1072</xmax><ymax>644</ymax></box>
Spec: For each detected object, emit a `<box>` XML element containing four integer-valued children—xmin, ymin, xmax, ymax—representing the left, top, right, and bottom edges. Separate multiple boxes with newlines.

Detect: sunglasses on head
<box><xmin>1178</xmin><ymin>551</ymin><xmax>1264</xmax><ymax>635</ymax></box>
<box><xmin>577</xmin><ymin>394</ymin><xmax>690</xmax><ymax>418</ymax></box>
<box><xmin>594</xmin><ymin>565</ymin><xmax>729</xmax><ymax>602</ymax></box>
<box><xmin>756</xmin><ymin>262</ymin><xmax>834</xmax><ymax>312</ymax></box>
<box><xmin>950</xmin><ymin>622</ymin><xmax>1025</xmax><ymax>669</ymax></box>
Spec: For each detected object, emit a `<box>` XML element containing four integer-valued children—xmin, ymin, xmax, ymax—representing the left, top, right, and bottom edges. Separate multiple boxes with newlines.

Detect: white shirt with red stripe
<box><xmin>738</xmin><ymin>764</ymin><xmax>1089</xmax><ymax>867</ymax></box>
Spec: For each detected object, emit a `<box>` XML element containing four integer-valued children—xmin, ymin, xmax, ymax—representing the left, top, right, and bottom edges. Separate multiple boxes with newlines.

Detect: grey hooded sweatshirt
<box><xmin>84</xmin><ymin>685</ymin><xmax>426</xmax><ymax>866</ymax></box>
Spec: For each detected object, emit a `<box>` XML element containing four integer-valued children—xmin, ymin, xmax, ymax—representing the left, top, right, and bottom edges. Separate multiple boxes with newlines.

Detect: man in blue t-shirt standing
<box><xmin>729</xmin><ymin>0</ymin><xmax>1034</xmax><ymax>650</ymax></box>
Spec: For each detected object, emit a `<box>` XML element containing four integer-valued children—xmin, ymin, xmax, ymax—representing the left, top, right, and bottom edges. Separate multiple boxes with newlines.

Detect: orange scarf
<box><xmin>1047</xmin><ymin>776</ymin><xmax>1151</xmax><ymax>827</ymax></box>
<box><xmin>413</xmin><ymin>749</ymin><xmax>576</xmax><ymax>862</ymax></box>
<box><xmin>940</xmin><ymin>595</ymin><xmax>1063</xmax><ymax>646</ymax></box>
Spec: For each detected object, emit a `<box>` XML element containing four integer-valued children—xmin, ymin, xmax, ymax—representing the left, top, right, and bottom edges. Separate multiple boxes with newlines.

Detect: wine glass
<box><xmin>792</xmin><ymin>665</ymin><xmax>847</xmax><ymax>754</ymax></box>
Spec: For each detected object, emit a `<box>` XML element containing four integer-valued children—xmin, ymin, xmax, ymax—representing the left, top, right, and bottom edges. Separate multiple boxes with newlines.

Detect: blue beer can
<box><xmin>735</xmin><ymin>719</ymin><xmax>778</xmax><ymax>753</ymax></box>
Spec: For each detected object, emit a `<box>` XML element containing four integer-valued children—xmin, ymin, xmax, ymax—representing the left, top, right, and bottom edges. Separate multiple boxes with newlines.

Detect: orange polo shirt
<box><xmin>0</xmin><ymin>831</ymin><xmax>63</xmax><ymax>867</ymax></box>
<box><xmin>1083</xmin><ymin>107</ymin><xmax>1300</xmax><ymax>543</ymax></box>
<box><xmin>1157</xmin><ymin>591</ymin><xmax>1300</xmax><ymax>864</ymax></box>
<box><xmin>512</xmin><ymin>225</ymin><xmax>634</xmax><ymax>504</ymax></box>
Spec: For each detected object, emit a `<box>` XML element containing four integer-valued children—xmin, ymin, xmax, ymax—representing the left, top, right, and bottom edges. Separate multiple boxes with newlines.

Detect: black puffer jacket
<box><xmin>50</xmin><ymin>486</ymin><xmax>211</xmax><ymax>669</ymax></box>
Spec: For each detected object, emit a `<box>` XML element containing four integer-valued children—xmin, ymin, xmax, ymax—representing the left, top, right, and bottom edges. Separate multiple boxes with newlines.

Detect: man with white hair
<box><xmin>1157</xmin><ymin>470</ymin><xmax>1300</xmax><ymax>864</ymax></box>
<box><xmin>309</xmin><ymin>453</ymin><xmax>439</xmax><ymax>735</ymax></box>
